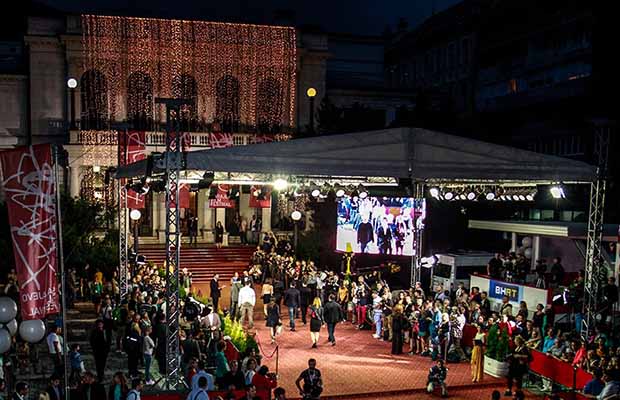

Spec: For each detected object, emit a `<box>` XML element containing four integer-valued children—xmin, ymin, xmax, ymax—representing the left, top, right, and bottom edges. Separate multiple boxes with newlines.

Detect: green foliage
<box><xmin>220</xmin><ymin>314</ymin><xmax>258</xmax><ymax>355</ymax></box>
<box><xmin>0</xmin><ymin>194</ymin><xmax>118</xmax><ymax>278</ymax></box>
<box><xmin>485</xmin><ymin>324</ymin><xmax>510</xmax><ymax>362</ymax></box>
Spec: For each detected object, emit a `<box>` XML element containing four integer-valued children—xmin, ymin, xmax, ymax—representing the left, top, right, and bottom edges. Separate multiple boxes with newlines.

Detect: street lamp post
<box><xmin>67</xmin><ymin>78</ymin><xmax>78</xmax><ymax>130</ymax></box>
<box><xmin>306</xmin><ymin>87</ymin><xmax>317</xmax><ymax>134</ymax></box>
<box><xmin>130</xmin><ymin>209</ymin><xmax>141</xmax><ymax>256</ymax></box>
<box><xmin>291</xmin><ymin>210</ymin><xmax>302</xmax><ymax>251</ymax></box>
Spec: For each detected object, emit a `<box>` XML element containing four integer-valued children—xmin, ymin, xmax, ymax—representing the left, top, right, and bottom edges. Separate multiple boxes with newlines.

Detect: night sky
<box><xmin>37</xmin><ymin>0</ymin><xmax>461</xmax><ymax>35</ymax></box>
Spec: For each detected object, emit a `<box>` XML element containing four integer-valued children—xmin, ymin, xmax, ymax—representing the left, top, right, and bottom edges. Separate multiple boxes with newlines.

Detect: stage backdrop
<box><xmin>0</xmin><ymin>145</ymin><xmax>61</xmax><ymax>319</ymax></box>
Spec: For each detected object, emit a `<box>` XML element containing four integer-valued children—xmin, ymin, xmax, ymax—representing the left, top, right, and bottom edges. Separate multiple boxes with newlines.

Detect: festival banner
<box><xmin>119</xmin><ymin>131</ymin><xmax>146</xmax><ymax>209</ymax></box>
<box><xmin>249</xmin><ymin>185</ymin><xmax>272</xmax><ymax>208</ymax></box>
<box><xmin>209</xmin><ymin>184</ymin><xmax>236</xmax><ymax>208</ymax></box>
<box><xmin>251</xmin><ymin>134</ymin><xmax>275</xmax><ymax>144</ymax></box>
<box><xmin>0</xmin><ymin>144</ymin><xmax>61</xmax><ymax>319</ymax></box>
<box><xmin>210</xmin><ymin>132</ymin><xmax>234</xmax><ymax>149</ymax></box>
<box><xmin>179</xmin><ymin>184</ymin><xmax>191</xmax><ymax>209</ymax></box>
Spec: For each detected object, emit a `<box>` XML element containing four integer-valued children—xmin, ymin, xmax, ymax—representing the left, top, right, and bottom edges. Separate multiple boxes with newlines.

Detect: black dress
<box><xmin>391</xmin><ymin>313</ymin><xmax>405</xmax><ymax>355</ymax></box>
<box><xmin>309</xmin><ymin>306</ymin><xmax>323</xmax><ymax>333</ymax></box>
<box><xmin>215</xmin><ymin>225</ymin><xmax>224</xmax><ymax>244</ymax></box>
<box><xmin>266</xmin><ymin>304</ymin><xmax>280</xmax><ymax>328</ymax></box>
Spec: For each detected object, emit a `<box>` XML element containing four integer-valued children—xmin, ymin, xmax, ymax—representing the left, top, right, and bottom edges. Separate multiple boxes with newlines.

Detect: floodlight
<box><xmin>291</xmin><ymin>211</ymin><xmax>302</xmax><ymax>221</ymax></box>
<box><xmin>485</xmin><ymin>192</ymin><xmax>496</xmax><ymax>201</ymax></box>
<box><xmin>311</xmin><ymin>189</ymin><xmax>321</xmax><ymax>198</ymax></box>
<box><xmin>359</xmin><ymin>190</ymin><xmax>368</xmax><ymax>199</ymax></box>
<box><xmin>429</xmin><ymin>187</ymin><xmax>440</xmax><ymax>198</ymax></box>
<box><xmin>444</xmin><ymin>192</ymin><xmax>454</xmax><ymax>201</ymax></box>
<box><xmin>273</xmin><ymin>178</ymin><xmax>288</xmax><ymax>191</ymax></box>
<box><xmin>550</xmin><ymin>186</ymin><xmax>565</xmax><ymax>199</ymax></box>
<box><xmin>466</xmin><ymin>192</ymin><xmax>476</xmax><ymax>201</ymax></box>
<box><xmin>130</xmin><ymin>209</ymin><xmax>142</xmax><ymax>220</ymax></box>
<box><xmin>335</xmin><ymin>189</ymin><xmax>345</xmax><ymax>197</ymax></box>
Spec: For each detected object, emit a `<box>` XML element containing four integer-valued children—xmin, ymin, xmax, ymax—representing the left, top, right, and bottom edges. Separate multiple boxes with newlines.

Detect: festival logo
<box><xmin>209</xmin><ymin>184</ymin><xmax>236</xmax><ymax>208</ymax></box>
<box><xmin>489</xmin><ymin>280</ymin><xmax>521</xmax><ymax>302</ymax></box>
<box><xmin>0</xmin><ymin>145</ymin><xmax>61</xmax><ymax>319</ymax></box>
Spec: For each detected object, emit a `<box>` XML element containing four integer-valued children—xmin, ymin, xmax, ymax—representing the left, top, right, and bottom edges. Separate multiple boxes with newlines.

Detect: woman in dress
<box><xmin>309</xmin><ymin>297</ymin><xmax>324</xmax><ymax>348</ymax></box>
<box><xmin>215</xmin><ymin>221</ymin><xmax>224</xmax><ymax>249</ymax></box>
<box><xmin>506</xmin><ymin>336</ymin><xmax>531</xmax><ymax>396</ymax></box>
<box><xmin>265</xmin><ymin>297</ymin><xmax>281</xmax><ymax>344</ymax></box>
<box><xmin>471</xmin><ymin>324</ymin><xmax>485</xmax><ymax>383</ymax></box>
<box><xmin>391</xmin><ymin>305</ymin><xmax>406</xmax><ymax>355</ymax></box>
<box><xmin>261</xmin><ymin>278</ymin><xmax>274</xmax><ymax>317</ymax></box>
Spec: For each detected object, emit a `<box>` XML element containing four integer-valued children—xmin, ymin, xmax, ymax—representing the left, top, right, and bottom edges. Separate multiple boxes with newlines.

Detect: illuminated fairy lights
<box><xmin>80</xmin><ymin>15</ymin><xmax>297</xmax><ymax>133</ymax></box>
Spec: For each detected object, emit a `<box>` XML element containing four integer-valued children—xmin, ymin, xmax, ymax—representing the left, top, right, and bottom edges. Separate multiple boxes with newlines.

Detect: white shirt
<box><xmin>47</xmin><ymin>332</ymin><xmax>64</xmax><ymax>355</ymax></box>
<box><xmin>186</xmin><ymin>388</ymin><xmax>210</xmax><ymax>400</ymax></box>
<box><xmin>191</xmin><ymin>370</ymin><xmax>215</xmax><ymax>391</ymax></box>
<box><xmin>238</xmin><ymin>286</ymin><xmax>256</xmax><ymax>306</ymax></box>
<box><xmin>143</xmin><ymin>335</ymin><xmax>155</xmax><ymax>355</ymax></box>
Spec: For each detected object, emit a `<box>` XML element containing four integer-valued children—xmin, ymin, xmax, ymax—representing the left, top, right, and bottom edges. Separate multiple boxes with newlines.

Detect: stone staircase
<box><xmin>140</xmin><ymin>244</ymin><xmax>255</xmax><ymax>284</ymax></box>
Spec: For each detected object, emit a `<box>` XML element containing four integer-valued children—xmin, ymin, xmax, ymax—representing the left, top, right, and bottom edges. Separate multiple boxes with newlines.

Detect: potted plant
<box><xmin>484</xmin><ymin>324</ymin><xmax>510</xmax><ymax>377</ymax></box>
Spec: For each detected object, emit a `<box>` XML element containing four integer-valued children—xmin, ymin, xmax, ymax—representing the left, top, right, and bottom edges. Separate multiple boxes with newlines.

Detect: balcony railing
<box><xmin>67</xmin><ymin>129</ymin><xmax>290</xmax><ymax>148</ymax></box>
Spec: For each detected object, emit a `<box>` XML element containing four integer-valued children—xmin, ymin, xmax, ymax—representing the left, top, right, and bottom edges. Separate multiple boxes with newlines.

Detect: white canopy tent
<box><xmin>116</xmin><ymin>127</ymin><xmax>596</xmax><ymax>182</ymax></box>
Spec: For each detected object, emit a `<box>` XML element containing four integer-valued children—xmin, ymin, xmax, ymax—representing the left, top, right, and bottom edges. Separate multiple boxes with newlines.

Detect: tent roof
<box><xmin>116</xmin><ymin>127</ymin><xmax>596</xmax><ymax>182</ymax></box>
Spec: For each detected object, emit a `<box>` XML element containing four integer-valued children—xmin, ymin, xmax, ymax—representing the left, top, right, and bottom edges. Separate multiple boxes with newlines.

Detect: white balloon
<box><xmin>0</xmin><ymin>297</ymin><xmax>17</xmax><ymax>323</ymax></box>
<box><xmin>19</xmin><ymin>319</ymin><xmax>46</xmax><ymax>343</ymax></box>
<box><xmin>6</xmin><ymin>319</ymin><xmax>18</xmax><ymax>336</ymax></box>
<box><xmin>524</xmin><ymin>248</ymin><xmax>533</xmax><ymax>259</ymax></box>
<box><xmin>522</xmin><ymin>237</ymin><xmax>532</xmax><ymax>248</ymax></box>
<box><xmin>0</xmin><ymin>329</ymin><xmax>11</xmax><ymax>354</ymax></box>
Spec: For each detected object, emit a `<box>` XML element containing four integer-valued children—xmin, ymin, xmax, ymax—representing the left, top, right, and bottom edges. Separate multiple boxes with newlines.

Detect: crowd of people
<box><xmin>3</xmin><ymin>236</ymin><xmax>620</xmax><ymax>400</ymax></box>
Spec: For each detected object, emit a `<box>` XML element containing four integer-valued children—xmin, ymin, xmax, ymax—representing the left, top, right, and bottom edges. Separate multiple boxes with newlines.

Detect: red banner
<box><xmin>210</xmin><ymin>132</ymin><xmax>234</xmax><ymax>148</ymax></box>
<box><xmin>179</xmin><ymin>184</ymin><xmax>190</xmax><ymax>209</ymax></box>
<box><xmin>249</xmin><ymin>185</ymin><xmax>271</xmax><ymax>208</ymax></box>
<box><xmin>209</xmin><ymin>184</ymin><xmax>236</xmax><ymax>208</ymax></box>
<box><xmin>0</xmin><ymin>145</ymin><xmax>61</xmax><ymax>319</ymax></box>
<box><xmin>119</xmin><ymin>131</ymin><xmax>146</xmax><ymax>209</ymax></box>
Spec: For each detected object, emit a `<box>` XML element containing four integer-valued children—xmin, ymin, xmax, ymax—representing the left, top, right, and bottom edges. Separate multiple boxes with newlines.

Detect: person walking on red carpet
<box><xmin>323</xmin><ymin>294</ymin><xmax>343</xmax><ymax>346</ymax></box>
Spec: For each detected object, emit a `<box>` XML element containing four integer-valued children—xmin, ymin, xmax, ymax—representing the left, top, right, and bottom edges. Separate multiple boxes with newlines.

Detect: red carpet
<box><xmin>247</xmin><ymin>308</ymin><xmax>534</xmax><ymax>399</ymax></box>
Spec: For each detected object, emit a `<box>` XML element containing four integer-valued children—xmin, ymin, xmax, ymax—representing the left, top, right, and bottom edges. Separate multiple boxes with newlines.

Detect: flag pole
<box><xmin>53</xmin><ymin>144</ymin><xmax>70</xmax><ymax>400</ymax></box>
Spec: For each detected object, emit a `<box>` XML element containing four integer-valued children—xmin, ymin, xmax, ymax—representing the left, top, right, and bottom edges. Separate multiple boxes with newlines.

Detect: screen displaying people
<box><xmin>336</xmin><ymin>196</ymin><xmax>425</xmax><ymax>256</ymax></box>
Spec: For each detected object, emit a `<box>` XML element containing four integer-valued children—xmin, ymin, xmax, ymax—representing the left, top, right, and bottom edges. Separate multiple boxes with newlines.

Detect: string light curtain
<box><xmin>81</xmin><ymin>15</ymin><xmax>297</xmax><ymax>133</ymax></box>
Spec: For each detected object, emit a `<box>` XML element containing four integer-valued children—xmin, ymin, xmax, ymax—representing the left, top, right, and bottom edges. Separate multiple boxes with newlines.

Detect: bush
<box><xmin>485</xmin><ymin>324</ymin><xmax>510</xmax><ymax>362</ymax></box>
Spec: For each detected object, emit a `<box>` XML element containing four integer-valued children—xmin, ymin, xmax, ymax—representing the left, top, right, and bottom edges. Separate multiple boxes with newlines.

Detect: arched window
<box><xmin>172</xmin><ymin>74</ymin><xmax>198</xmax><ymax>130</ymax></box>
<box><xmin>216</xmin><ymin>74</ymin><xmax>240</xmax><ymax>133</ymax></box>
<box><xmin>80</xmin><ymin>69</ymin><xmax>108</xmax><ymax>130</ymax></box>
<box><xmin>127</xmin><ymin>72</ymin><xmax>153</xmax><ymax>130</ymax></box>
<box><xmin>256</xmin><ymin>78</ymin><xmax>282</xmax><ymax>133</ymax></box>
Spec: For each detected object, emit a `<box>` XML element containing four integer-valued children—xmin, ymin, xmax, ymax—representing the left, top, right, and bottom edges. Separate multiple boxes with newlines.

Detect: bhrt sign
<box><xmin>489</xmin><ymin>280</ymin><xmax>520</xmax><ymax>302</ymax></box>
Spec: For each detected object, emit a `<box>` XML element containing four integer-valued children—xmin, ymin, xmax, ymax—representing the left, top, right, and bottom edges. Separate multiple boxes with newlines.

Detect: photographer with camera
<box><xmin>295</xmin><ymin>359</ymin><xmax>323</xmax><ymax>400</ymax></box>
<box><xmin>427</xmin><ymin>359</ymin><xmax>448</xmax><ymax>397</ymax></box>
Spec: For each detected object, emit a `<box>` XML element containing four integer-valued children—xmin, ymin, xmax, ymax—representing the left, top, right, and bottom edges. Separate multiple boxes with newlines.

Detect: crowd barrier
<box><xmin>529</xmin><ymin>349</ymin><xmax>593</xmax><ymax>391</ymax></box>
<box><xmin>142</xmin><ymin>389</ymin><xmax>271</xmax><ymax>400</ymax></box>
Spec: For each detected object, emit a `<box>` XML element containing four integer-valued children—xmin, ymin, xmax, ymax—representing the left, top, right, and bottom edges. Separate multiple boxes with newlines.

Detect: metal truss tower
<box><xmin>582</xmin><ymin>121</ymin><xmax>613</xmax><ymax>339</ymax></box>
<box><xmin>411</xmin><ymin>182</ymin><xmax>425</xmax><ymax>287</ymax></box>
<box><xmin>118</xmin><ymin>186</ymin><xmax>129</xmax><ymax>297</ymax></box>
<box><xmin>155</xmin><ymin>98</ymin><xmax>192</xmax><ymax>389</ymax></box>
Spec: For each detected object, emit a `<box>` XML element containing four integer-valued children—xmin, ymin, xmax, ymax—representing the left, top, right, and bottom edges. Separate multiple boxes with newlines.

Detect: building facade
<box><xmin>1</xmin><ymin>11</ymin><xmax>413</xmax><ymax>244</ymax></box>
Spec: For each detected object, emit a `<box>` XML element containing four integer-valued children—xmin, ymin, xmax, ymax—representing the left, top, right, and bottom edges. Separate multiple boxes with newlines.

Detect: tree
<box><xmin>317</xmin><ymin>95</ymin><xmax>342</xmax><ymax>135</ymax></box>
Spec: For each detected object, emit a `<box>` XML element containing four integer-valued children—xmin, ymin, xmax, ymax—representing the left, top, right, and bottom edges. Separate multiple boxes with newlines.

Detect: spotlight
<box><xmin>485</xmin><ymin>192</ymin><xmax>496</xmax><ymax>201</ymax></box>
<box><xmin>429</xmin><ymin>187</ymin><xmax>440</xmax><ymax>198</ymax></box>
<box><xmin>67</xmin><ymin>77</ymin><xmax>78</xmax><ymax>89</ymax></box>
<box><xmin>273</xmin><ymin>178</ymin><xmax>288</xmax><ymax>191</ymax></box>
<box><xmin>92</xmin><ymin>165</ymin><xmax>101</xmax><ymax>173</ymax></box>
<box><xmin>311</xmin><ymin>189</ymin><xmax>321</xmax><ymax>198</ymax></box>
<box><xmin>550</xmin><ymin>186</ymin><xmax>565</xmax><ymax>199</ymax></box>
<box><xmin>198</xmin><ymin>172</ymin><xmax>214</xmax><ymax>189</ymax></box>
<box><xmin>526</xmin><ymin>193</ymin><xmax>535</xmax><ymax>201</ymax></box>
<box><xmin>459</xmin><ymin>194</ymin><xmax>466</xmax><ymax>200</ymax></box>
<box><xmin>444</xmin><ymin>192</ymin><xmax>454</xmax><ymax>201</ymax></box>
<box><xmin>335</xmin><ymin>189</ymin><xmax>345</xmax><ymax>197</ymax></box>
<box><xmin>512</xmin><ymin>194</ymin><xmax>520</xmax><ymax>201</ymax></box>
<box><xmin>518</xmin><ymin>194</ymin><xmax>526</xmax><ymax>201</ymax></box>
<box><xmin>466</xmin><ymin>192</ymin><xmax>476</xmax><ymax>201</ymax></box>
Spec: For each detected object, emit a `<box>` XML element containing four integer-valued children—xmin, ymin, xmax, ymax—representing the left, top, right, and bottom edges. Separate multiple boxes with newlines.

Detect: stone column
<box><xmin>261</xmin><ymin>207</ymin><xmax>271</xmax><ymax>232</ymax></box>
<box><xmin>69</xmin><ymin>166</ymin><xmax>80</xmax><ymax>198</ymax></box>
<box><xmin>532</xmin><ymin>236</ymin><xmax>541</xmax><ymax>269</ymax></box>
<box><xmin>511</xmin><ymin>232</ymin><xmax>517</xmax><ymax>252</ymax></box>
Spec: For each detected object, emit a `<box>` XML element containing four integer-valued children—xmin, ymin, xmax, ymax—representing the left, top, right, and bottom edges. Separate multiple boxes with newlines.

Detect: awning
<box><xmin>116</xmin><ymin>127</ymin><xmax>597</xmax><ymax>182</ymax></box>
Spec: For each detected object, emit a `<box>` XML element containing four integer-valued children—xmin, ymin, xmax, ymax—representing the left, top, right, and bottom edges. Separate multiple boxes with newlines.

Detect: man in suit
<box><xmin>299</xmin><ymin>282</ymin><xmax>312</xmax><ymax>325</ymax></box>
<box><xmin>377</xmin><ymin>217</ymin><xmax>393</xmax><ymax>255</ymax></box>
<box><xmin>12</xmin><ymin>382</ymin><xmax>29</xmax><ymax>400</ymax></box>
<box><xmin>46</xmin><ymin>374</ymin><xmax>64</xmax><ymax>400</ymax></box>
<box><xmin>77</xmin><ymin>372</ymin><xmax>107</xmax><ymax>400</ymax></box>
<box><xmin>89</xmin><ymin>319</ymin><xmax>110</xmax><ymax>383</ymax></box>
<box><xmin>210</xmin><ymin>274</ymin><xmax>224</xmax><ymax>311</ymax></box>
<box><xmin>323</xmin><ymin>294</ymin><xmax>343</xmax><ymax>346</ymax></box>
<box><xmin>356</xmin><ymin>215</ymin><xmax>374</xmax><ymax>254</ymax></box>
<box><xmin>202</xmin><ymin>306</ymin><xmax>222</xmax><ymax>343</ymax></box>
<box><xmin>284</xmin><ymin>283</ymin><xmax>301</xmax><ymax>331</ymax></box>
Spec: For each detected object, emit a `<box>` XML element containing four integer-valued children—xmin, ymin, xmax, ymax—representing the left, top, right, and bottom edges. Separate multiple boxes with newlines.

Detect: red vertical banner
<box><xmin>249</xmin><ymin>185</ymin><xmax>272</xmax><ymax>208</ymax></box>
<box><xmin>179</xmin><ymin>184</ymin><xmax>190</xmax><ymax>209</ymax></box>
<box><xmin>0</xmin><ymin>144</ymin><xmax>61</xmax><ymax>319</ymax></box>
<box><xmin>119</xmin><ymin>131</ymin><xmax>146</xmax><ymax>209</ymax></box>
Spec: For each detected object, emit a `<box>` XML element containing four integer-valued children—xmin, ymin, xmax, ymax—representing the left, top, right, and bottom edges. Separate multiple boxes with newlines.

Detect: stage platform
<box><xmin>248</xmin><ymin>309</ymin><xmax>538</xmax><ymax>399</ymax></box>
